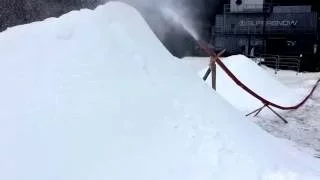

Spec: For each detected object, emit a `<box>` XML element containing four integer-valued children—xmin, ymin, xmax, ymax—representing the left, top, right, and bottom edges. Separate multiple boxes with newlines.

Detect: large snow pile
<box><xmin>185</xmin><ymin>55</ymin><xmax>304</xmax><ymax>112</ymax></box>
<box><xmin>0</xmin><ymin>2</ymin><xmax>319</xmax><ymax>179</ymax></box>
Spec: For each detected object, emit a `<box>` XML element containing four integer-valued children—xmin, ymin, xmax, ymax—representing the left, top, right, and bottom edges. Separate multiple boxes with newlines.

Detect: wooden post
<box><xmin>202</xmin><ymin>68</ymin><xmax>211</xmax><ymax>81</ymax></box>
<box><xmin>210</xmin><ymin>56</ymin><xmax>216</xmax><ymax>90</ymax></box>
<box><xmin>200</xmin><ymin>47</ymin><xmax>225</xmax><ymax>90</ymax></box>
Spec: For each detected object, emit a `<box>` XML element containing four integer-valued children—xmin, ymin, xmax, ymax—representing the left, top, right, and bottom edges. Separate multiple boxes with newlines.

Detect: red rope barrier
<box><xmin>197</xmin><ymin>40</ymin><xmax>320</xmax><ymax>110</ymax></box>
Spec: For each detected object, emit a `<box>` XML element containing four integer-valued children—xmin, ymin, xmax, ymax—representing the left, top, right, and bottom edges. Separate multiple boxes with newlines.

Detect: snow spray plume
<box><xmin>160</xmin><ymin>6</ymin><xmax>199</xmax><ymax>40</ymax></box>
<box><xmin>104</xmin><ymin>0</ymin><xmax>200</xmax><ymax>41</ymax></box>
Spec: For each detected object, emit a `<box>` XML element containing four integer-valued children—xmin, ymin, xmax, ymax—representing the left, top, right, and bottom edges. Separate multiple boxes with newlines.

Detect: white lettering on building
<box><xmin>239</xmin><ymin>20</ymin><xmax>298</xmax><ymax>26</ymax></box>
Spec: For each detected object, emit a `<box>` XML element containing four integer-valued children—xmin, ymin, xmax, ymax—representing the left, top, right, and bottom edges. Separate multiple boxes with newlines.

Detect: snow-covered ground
<box><xmin>184</xmin><ymin>56</ymin><xmax>320</xmax><ymax>157</ymax></box>
<box><xmin>256</xmin><ymin>67</ymin><xmax>320</xmax><ymax>155</ymax></box>
<box><xmin>0</xmin><ymin>1</ymin><xmax>320</xmax><ymax>179</ymax></box>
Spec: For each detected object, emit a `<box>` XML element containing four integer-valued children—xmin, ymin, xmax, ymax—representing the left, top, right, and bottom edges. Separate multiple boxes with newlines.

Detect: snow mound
<box><xmin>216</xmin><ymin>55</ymin><xmax>304</xmax><ymax>111</ymax></box>
<box><xmin>0</xmin><ymin>2</ymin><xmax>319</xmax><ymax>180</ymax></box>
<box><xmin>186</xmin><ymin>55</ymin><xmax>303</xmax><ymax>112</ymax></box>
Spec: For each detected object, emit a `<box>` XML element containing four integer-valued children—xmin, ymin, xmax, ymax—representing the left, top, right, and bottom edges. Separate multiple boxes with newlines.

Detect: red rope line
<box><xmin>198</xmin><ymin>40</ymin><xmax>320</xmax><ymax>110</ymax></box>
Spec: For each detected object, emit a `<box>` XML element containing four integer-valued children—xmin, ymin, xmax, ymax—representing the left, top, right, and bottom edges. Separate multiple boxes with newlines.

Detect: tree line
<box><xmin>0</xmin><ymin>0</ymin><xmax>101</xmax><ymax>31</ymax></box>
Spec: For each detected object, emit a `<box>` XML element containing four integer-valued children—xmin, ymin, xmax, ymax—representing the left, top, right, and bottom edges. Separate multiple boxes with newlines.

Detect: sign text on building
<box><xmin>239</xmin><ymin>20</ymin><xmax>298</xmax><ymax>27</ymax></box>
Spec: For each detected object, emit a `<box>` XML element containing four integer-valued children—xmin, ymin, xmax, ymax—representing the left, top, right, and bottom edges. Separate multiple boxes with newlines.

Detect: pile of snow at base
<box><xmin>0</xmin><ymin>2</ymin><xmax>319</xmax><ymax>179</ymax></box>
<box><xmin>184</xmin><ymin>55</ymin><xmax>304</xmax><ymax>112</ymax></box>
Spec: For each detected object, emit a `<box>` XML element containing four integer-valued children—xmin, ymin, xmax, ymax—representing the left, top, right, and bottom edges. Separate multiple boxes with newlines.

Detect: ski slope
<box><xmin>0</xmin><ymin>2</ymin><xmax>319</xmax><ymax>180</ymax></box>
<box><xmin>184</xmin><ymin>55</ymin><xmax>304</xmax><ymax>112</ymax></box>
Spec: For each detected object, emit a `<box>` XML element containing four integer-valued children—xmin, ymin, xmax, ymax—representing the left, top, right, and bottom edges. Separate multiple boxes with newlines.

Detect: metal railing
<box><xmin>253</xmin><ymin>54</ymin><xmax>301</xmax><ymax>74</ymax></box>
<box><xmin>278</xmin><ymin>56</ymin><xmax>301</xmax><ymax>73</ymax></box>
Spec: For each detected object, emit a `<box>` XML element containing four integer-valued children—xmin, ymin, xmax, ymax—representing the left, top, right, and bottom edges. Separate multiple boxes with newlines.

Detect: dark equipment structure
<box><xmin>211</xmin><ymin>0</ymin><xmax>320</xmax><ymax>72</ymax></box>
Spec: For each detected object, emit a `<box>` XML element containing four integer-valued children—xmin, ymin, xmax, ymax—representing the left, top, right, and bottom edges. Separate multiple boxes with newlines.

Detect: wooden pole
<box><xmin>210</xmin><ymin>56</ymin><xmax>216</xmax><ymax>90</ymax></box>
<box><xmin>200</xmin><ymin>48</ymin><xmax>225</xmax><ymax>90</ymax></box>
<box><xmin>203</xmin><ymin>67</ymin><xmax>211</xmax><ymax>81</ymax></box>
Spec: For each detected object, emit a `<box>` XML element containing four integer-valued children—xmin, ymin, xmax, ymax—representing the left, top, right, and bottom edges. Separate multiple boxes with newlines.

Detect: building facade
<box><xmin>211</xmin><ymin>0</ymin><xmax>319</xmax><ymax>59</ymax></box>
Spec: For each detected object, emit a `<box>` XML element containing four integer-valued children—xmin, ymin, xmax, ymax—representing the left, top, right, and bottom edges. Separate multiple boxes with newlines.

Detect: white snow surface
<box><xmin>254</xmin><ymin>68</ymin><xmax>320</xmax><ymax>154</ymax></box>
<box><xmin>0</xmin><ymin>2</ymin><xmax>319</xmax><ymax>180</ymax></box>
<box><xmin>184</xmin><ymin>55</ymin><xmax>305</xmax><ymax>112</ymax></box>
<box><xmin>184</xmin><ymin>56</ymin><xmax>320</xmax><ymax>155</ymax></box>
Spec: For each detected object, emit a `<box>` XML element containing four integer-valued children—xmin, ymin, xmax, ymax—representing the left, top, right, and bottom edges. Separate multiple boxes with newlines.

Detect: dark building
<box><xmin>210</xmin><ymin>0</ymin><xmax>320</xmax><ymax>71</ymax></box>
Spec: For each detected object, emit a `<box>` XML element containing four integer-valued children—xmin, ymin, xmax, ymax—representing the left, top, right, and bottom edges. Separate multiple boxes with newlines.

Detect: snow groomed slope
<box><xmin>0</xmin><ymin>2</ymin><xmax>319</xmax><ymax>180</ymax></box>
